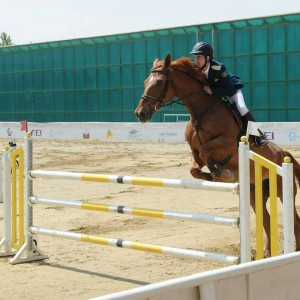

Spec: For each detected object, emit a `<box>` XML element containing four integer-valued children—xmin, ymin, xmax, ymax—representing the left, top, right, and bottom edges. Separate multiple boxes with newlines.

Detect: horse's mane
<box><xmin>152</xmin><ymin>56</ymin><xmax>207</xmax><ymax>85</ymax></box>
<box><xmin>170</xmin><ymin>57</ymin><xmax>207</xmax><ymax>85</ymax></box>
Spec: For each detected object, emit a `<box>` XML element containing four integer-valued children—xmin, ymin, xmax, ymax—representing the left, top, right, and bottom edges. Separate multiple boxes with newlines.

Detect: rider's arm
<box><xmin>210</xmin><ymin>65</ymin><xmax>236</xmax><ymax>97</ymax></box>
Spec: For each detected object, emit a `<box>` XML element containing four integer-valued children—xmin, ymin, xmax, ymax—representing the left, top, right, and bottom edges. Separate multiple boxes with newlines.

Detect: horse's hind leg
<box><xmin>293</xmin><ymin>208</ymin><xmax>300</xmax><ymax>251</ymax></box>
<box><xmin>250</xmin><ymin>181</ymin><xmax>272</xmax><ymax>257</ymax></box>
<box><xmin>291</xmin><ymin>180</ymin><xmax>300</xmax><ymax>251</ymax></box>
<box><xmin>278</xmin><ymin>179</ymin><xmax>300</xmax><ymax>251</ymax></box>
<box><xmin>190</xmin><ymin>150</ymin><xmax>213</xmax><ymax>181</ymax></box>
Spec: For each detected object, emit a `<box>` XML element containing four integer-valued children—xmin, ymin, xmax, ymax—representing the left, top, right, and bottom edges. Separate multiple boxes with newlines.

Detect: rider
<box><xmin>190</xmin><ymin>41</ymin><xmax>268</xmax><ymax>148</ymax></box>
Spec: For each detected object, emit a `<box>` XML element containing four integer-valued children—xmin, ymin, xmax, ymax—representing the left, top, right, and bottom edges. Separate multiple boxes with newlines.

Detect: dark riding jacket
<box><xmin>206</xmin><ymin>60</ymin><xmax>244</xmax><ymax>97</ymax></box>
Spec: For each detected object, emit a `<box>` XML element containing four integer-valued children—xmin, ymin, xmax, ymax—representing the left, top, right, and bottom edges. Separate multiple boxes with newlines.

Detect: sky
<box><xmin>1</xmin><ymin>0</ymin><xmax>300</xmax><ymax>45</ymax></box>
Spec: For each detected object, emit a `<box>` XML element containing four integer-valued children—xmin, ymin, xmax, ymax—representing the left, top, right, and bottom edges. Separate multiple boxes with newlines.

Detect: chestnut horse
<box><xmin>135</xmin><ymin>53</ymin><xmax>300</xmax><ymax>255</ymax></box>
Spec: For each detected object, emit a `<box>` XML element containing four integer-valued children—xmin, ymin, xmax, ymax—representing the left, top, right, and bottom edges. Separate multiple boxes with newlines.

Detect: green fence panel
<box><xmin>86</xmin><ymin>68</ymin><xmax>97</xmax><ymax>89</ymax></box>
<box><xmin>218</xmin><ymin>30</ymin><xmax>233</xmax><ymax>57</ymax></box>
<box><xmin>32</xmin><ymin>50</ymin><xmax>42</xmax><ymax>70</ymax></box>
<box><xmin>63</xmin><ymin>47</ymin><xmax>74</xmax><ymax>69</ymax></box>
<box><xmin>4</xmin><ymin>73</ymin><xmax>14</xmax><ymax>93</ymax></box>
<box><xmin>75</xmin><ymin>90</ymin><xmax>86</xmax><ymax>114</ymax></box>
<box><xmin>121</xmin><ymin>42</ymin><xmax>133</xmax><ymax>64</ymax></box>
<box><xmin>53</xmin><ymin>48</ymin><xmax>63</xmax><ymax>69</ymax></box>
<box><xmin>251</xmin><ymin>27</ymin><xmax>268</xmax><ymax>54</ymax></box>
<box><xmin>22</xmin><ymin>51</ymin><xmax>32</xmax><ymax>71</ymax></box>
<box><xmin>97</xmin><ymin>44</ymin><xmax>108</xmax><ymax>65</ymax></box>
<box><xmin>53</xmin><ymin>70</ymin><xmax>63</xmax><ymax>90</ymax></box>
<box><xmin>43</xmin><ymin>70</ymin><xmax>53</xmax><ymax>90</ymax></box>
<box><xmin>75</xmin><ymin>69</ymin><xmax>85</xmax><ymax>89</ymax></box>
<box><xmin>269</xmin><ymin>82</ymin><xmax>286</xmax><ymax>108</ymax></box>
<box><xmin>74</xmin><ymin>47</ymin><xmax>85</xmax><ymax>68</ymax></box>
<box><xmin>64</xmin><ymin>70</ymin><xmax>75</xmax><ymax>89</ymax></box>
<box><xmin>13</xmin><ymin>52</ymin><xmax>22</xmax><ymax>72</ymax></box>
<box><xmin>287</xmin><ymin>23</ymin><xmax>300</xmax><ymax>51</ymax></box>
<box><xmin>44</xmin><ymin>92</ymin><xmax>53</xmax><ymax>111</ymax></box>
<box><xmin>133</xmin><ymin>40</ymin><xmax>145</xmax><ymax>63</ymax></box>
<box><xmin>4</xmin><ymin>53</ymin><xmax>13</xmax><ymax>72</ymax></box>
<box><xmin>287</xmin><ymin>53</ymin><xmax>300</xmax><ymax>80</ymax></box>
<box><xmin>85</xmin><ymin>46</ymin><xmax>96</xmax><ymax>67</ymax></box>
<box><xmin>160</xmin><ymin>37</ymin><xmax>173</xmax><ymax>57</ymax></box>
<box><xmin>235</xmin><ymin>56</ymin><xmax>251</xmax><ymax>82</ymax></box>
<box><xmin>269</xmin><ymin>25</ymin><xmax>285</xmax><ymax>52</ymax></box>
<box><xmin>0</xmin><ymin>13</ymin><xmax>299</xmax><ymax>122</ymax></box>
<box><xmin>22</xmin><ymin>73</ymin><xmax>33</xmax><ymax>92</ymax></box>
<box><xmin>121</xmin><ymin>65</ymin><xmax>133</xmax><ymax>87</ymax></box>
<box><xmin>42</xmin><ymin>49</ymin><xmax>53</xmax><ymax>69</ymax></box>
<box><xmin>173</xmin><ymin>35</ymin><xmax>188</xmax><ymax>59</ymax></box>
<box><xmin>269</xmin><ymin>54</ymin><xmax>286</xmax><ymax>81</ymax></box>
<box><xmin>252</xmin><ymin>55</ymin><xmax>267</xmax><ymax>81</ymax></box>
<box><xmin>86</xmin><ymin>91</ymin><xmax>97</xmax><ymax>110</ymax></box>
<box><xmin>146</xmin><ymin>39</ymin><xmax>160</xmax><ymax>61</ymax></box>
<box><xmin>33</xmin><ymin>72</ymin><xmax>42</xmax><ymax>91</ymax></box>
<box><xmin>0</xmin><ymin>55</ymin><xmax>4</xmax><ymax>73</ymax></box>
<box><xmin>252</xmin><ymin>82</ymin><xmax>268</xmax><ymax>109</ymax></box>
<box><xmin>108</xmin><ymin>44</ymin><xmax>120</xmax><ymax>65</ymax></box>
<box><xmin>0</xmin><ymin>74</ymin><xmax>4</xmax><ymax>90</ymax></box>
<box><xmin>235</xmin><ymin>30</ymin><xmax>251</xmax><ymax>55</ymax></box>
<box><xmin>97</xmin><ymin>67</ymin><xmax>109</xmax><ymax>88</ymax></box>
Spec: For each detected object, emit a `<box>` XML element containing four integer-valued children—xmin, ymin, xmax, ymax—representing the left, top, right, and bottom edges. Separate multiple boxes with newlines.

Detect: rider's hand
<box><xmin>203</xmin><ymin>85</ymin><xmax>212</xmax><ymax>95</ymax></box>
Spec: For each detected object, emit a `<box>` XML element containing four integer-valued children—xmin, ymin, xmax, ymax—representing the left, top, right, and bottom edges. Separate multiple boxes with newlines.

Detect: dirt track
<box><xmin>0</xmin><ymin>139</ymin><xmax>299</xmax><ymax>300</ymax></box>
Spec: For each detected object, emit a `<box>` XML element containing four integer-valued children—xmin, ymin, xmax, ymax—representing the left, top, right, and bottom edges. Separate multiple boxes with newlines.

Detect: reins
<box><xmin>141</xmin><ymin>68</ymin><xmax>203</xmax><ymax>111</ymax></box>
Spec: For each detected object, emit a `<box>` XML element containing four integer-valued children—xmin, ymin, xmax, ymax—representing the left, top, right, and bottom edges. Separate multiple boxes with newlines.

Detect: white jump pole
<box><xmin>0</xmin><ymin>146</ymin><xmax>16</xmax><ymax>256</ymax></box>
<box><xmin>282</xmin><ymin>157</ymin><xmax>295</xmax><ymax>254</ymax></box>
<box><xmin>238</xmin><ymin>138</ymin><xmax>251</xmax><ymax>263</ymax></box>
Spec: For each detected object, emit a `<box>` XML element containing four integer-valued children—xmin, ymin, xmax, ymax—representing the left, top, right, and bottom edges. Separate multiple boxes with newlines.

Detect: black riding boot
<box><xmin>241</xmin><ymin>112</ymin><xmax>268</xmax><ymax>147</ymax></box>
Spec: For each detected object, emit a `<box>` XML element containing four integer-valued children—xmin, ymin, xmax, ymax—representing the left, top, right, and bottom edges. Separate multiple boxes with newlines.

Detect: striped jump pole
<box><xmin>29</xmin><ymin>170</ymin><xmax>239</xmax><ymax>193</ymax></box>
<box><xmin>30</xmin><ymin>196</ymin><xmax>239</xmax><ymax>226</ymax></box>
<box><xmin>3</xmin><ymin>134</ymin><xmax>246</xmax><ymax>265</ymax></box>
<box><xmin>30</xmin><ymin>226</ymin><xmax>240</xmax><ymax>265</ymax></box>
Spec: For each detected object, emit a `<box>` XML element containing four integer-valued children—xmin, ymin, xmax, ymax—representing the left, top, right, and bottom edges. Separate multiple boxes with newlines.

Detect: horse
<box><xmin>134</xmin><ymin>53</ymin><xmax>300</xmax><ymax>256</ymax></box>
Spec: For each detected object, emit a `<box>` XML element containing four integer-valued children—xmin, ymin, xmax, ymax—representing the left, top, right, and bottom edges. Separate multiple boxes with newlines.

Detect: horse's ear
<box><xmin>153</xmin><ymin>58</ymin><xmax>159</xmax><ymax>68</ymax></box>
<box><xmin>164</xmin><ymin>53</ymin><xmax>171</xmax><ymax>68</ymax></box>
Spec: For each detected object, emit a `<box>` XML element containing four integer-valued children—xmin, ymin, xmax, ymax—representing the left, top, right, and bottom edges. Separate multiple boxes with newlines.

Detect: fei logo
<box><xmin>30</xmin><ymin>129</ymin><xmax>42</xmax><ymax>137</ymax></box>
<box><xmin>263</xmin><ymin>131</ymin><xmax>274</xmax><ymax>141</ymax></box>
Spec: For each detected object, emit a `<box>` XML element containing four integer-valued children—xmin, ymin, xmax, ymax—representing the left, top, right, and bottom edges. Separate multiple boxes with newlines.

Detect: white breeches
<box><xmin>228</xmin><ymin>90</ymin><xmax>249</xmax><ymax>116</ymax></box>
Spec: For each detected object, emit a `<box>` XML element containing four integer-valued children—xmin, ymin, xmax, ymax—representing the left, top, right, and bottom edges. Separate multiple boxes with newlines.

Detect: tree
<box><xmin>0</xmin><ymin>32</ymin><xmax>13</xmax><ymax>46</ymax></box>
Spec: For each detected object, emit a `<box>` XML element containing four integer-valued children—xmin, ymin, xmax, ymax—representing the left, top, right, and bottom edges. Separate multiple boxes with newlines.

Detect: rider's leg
<box><xmin>229</xmin><ymin>90</ymin><xmax>249</xmax><ymax>117</ymax></box>
<box><xmin>229</xmin><ymin>90</ymin><xmax>268</xmax><ymax>147</ymax></box>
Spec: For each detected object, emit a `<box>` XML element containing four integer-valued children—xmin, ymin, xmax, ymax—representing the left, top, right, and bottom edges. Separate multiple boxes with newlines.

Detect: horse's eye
<box><xmin>157</xmin><ymin>80</ymin><xmax>163</xmax><ymax>86</ymax></box>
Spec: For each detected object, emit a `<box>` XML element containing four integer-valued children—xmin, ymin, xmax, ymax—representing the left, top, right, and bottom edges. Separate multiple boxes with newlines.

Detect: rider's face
<box><xmin>194</xmin><ymin>54</ymin><xmax>206</xmax><ymax>68</ymax></box>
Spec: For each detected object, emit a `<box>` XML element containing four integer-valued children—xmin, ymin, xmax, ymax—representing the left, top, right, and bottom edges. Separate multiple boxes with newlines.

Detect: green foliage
<box><xmin>0</xmin><ymin>32</ymin><xmax>13</xmax><ymax>46</ymax></box>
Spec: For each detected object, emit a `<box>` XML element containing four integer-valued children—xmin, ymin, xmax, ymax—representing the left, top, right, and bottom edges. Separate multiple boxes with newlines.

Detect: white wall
<box><xmin>1</xmin><ymin>122</ymin><xmax>300</xmax><ymax>145</ymax></box>
<box><xmin>92</xmin><ymin>252</ymin><xmax>300</xmax><ymax>300</ymax></box>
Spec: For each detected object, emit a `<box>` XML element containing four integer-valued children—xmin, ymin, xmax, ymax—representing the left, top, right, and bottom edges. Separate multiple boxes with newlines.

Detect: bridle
<box><xmin>140</xmin><ymin>64</ymin><xmax>214</xmax><ymax>113</ymax></box>
<box><xmin>140</xmin><ymin>68</ymin><xmax>172</xmax><ymax>111</ymax></box>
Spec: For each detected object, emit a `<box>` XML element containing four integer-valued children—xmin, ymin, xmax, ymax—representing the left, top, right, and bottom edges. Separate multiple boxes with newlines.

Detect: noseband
<box><xmin>141</xmin><ymin>69</ymin><xmax>172</xmax><ymax>111</ymax></box>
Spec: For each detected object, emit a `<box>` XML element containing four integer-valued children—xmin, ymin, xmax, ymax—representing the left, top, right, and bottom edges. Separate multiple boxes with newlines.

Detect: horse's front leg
<box><xmin>190</xmin><ymin>150</ymin><xmax>213</xmax><ymax>181</ymax></box>
<box><xmin>198</xmin><ymin>137</ymin><xmax>237</xmax><ymax>183</ymax></box>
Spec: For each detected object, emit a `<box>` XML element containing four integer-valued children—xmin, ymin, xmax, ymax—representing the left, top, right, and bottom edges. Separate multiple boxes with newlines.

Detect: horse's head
<box><xmin>135</xmin><ymin>53</ymin><xmax>175</xmax><ymax>123</ymax></box>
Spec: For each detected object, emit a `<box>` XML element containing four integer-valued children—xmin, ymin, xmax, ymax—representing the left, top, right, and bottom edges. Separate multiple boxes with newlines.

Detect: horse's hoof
<box><xmin>207</xmin><ymin>158</ymin><xmax>222</xmax><ymax>176</ymax></box>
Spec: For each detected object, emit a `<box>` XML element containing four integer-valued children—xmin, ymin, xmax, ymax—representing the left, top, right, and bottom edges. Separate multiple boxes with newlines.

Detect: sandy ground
<box><xmin>0</xmin><ymin>139</ymin><xmax>300</xmax><ymax>300</ymax></box>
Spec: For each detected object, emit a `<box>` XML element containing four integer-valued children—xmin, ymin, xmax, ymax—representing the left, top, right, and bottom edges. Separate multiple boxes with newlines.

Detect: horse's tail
<box><xmin>284</xmin><ymin>151</ymin><xmax>300</xmax><ymax>186</ymax></box>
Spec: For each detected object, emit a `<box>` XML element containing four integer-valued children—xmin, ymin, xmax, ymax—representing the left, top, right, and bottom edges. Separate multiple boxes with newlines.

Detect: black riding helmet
<box><xmin>190</xmin><ymin>42</ymin><xmax>214</xmax><ymax>59</ymax></box>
